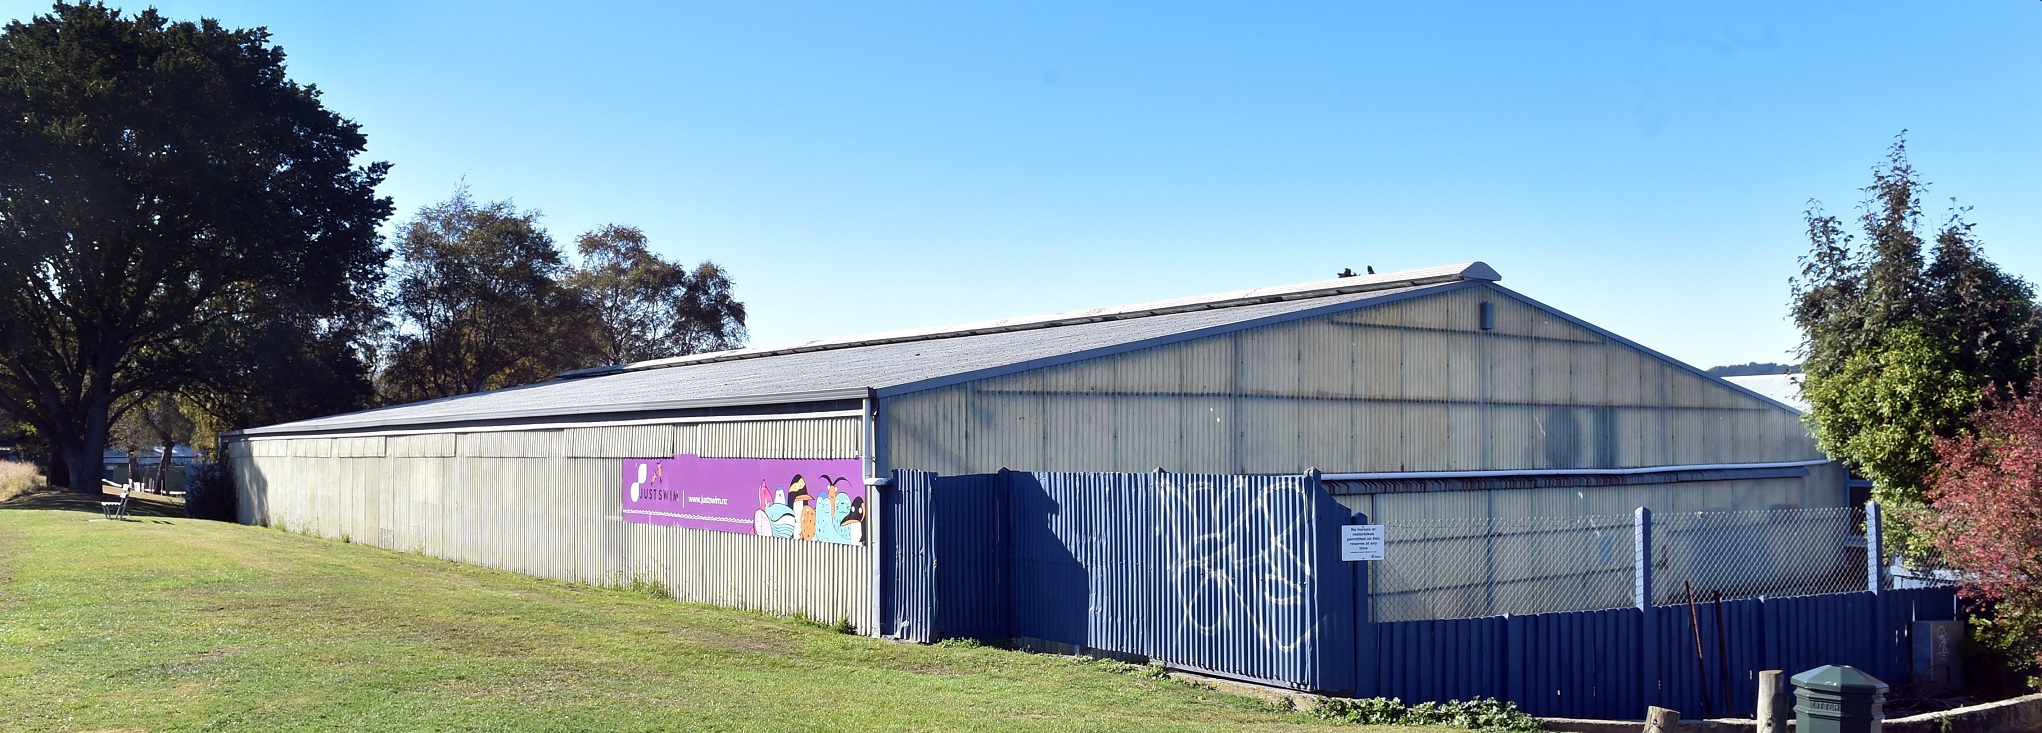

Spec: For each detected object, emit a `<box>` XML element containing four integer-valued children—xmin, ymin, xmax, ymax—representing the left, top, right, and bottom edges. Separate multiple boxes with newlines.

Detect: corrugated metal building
<box><xmin>227</xmin><ymin>262</ymin><xmax>1841</xmax><ymax>633</ymax></box>
<box><xmin>1724</xmin><ymin>373</ymin><xmax>1807</xmax><ymax>413</ymax></box>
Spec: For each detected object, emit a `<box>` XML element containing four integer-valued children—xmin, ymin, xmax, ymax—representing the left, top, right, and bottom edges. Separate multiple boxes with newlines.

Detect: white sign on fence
<box><xmin>1341</xmin><ymin>524</ymin><xmax>1385</xmax><ymax>561</ymax></box>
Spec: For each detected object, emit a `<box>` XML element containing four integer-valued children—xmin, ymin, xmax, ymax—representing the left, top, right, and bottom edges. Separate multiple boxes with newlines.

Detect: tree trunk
<box><xmin>63</xmin><ymin>442</ymin><xmax>99</xmax><ymax>494</ymax></box>
<box><xmin>155</xmin><ymin>435</ymin><xmax>174</xmax><ymax>494</ymax></box>
<box><xmin>45</xmin><ymin>448</ymin><xmax>70</xmax><ymax>489</ymax></box>
<box><xmin>62</xmin><ymin>415</ymin><xmax>109</xmax><ymax>494</ymax></box>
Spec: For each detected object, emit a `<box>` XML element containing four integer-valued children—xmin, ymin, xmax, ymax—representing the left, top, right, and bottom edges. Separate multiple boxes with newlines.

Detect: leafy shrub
<box><xmin>1908</xmin><ymin>381</ymin><xmax>2042</xmax><ymax>679</ymax></box>
<box><xmin>1238</xmin><ymin>695</ymin><xmax>1296</xmax><ymax>714</ymax></box>
<box><xmin>183</xmin><ymin>460</ymin><xmax>237</xmax><ymax>521</ymax></box>
<box><xmin>1314</xmin><ymin>696</ymin><xmax>1541</xmax><ymax>732</ymax></box>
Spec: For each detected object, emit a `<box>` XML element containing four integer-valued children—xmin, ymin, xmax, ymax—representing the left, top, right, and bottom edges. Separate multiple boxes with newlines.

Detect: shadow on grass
<box><xmin>0</xmin><ymin>486</ymin><xmax>186</xmax><ymax>520</ymax></box>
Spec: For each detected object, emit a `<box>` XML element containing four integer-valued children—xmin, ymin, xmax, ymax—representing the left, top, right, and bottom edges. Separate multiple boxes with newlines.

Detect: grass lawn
<box><xmin>0</xmin><ymin>489</ymin><xmax>1441</xmax><ymax>732</ymax></box>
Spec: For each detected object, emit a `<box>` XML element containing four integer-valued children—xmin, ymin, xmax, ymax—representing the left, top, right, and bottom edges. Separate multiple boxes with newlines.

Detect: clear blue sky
<box><xmin>10</xmin><ymin>1</ymin><xmax>2039</xmax><ymax>369</ymax></box>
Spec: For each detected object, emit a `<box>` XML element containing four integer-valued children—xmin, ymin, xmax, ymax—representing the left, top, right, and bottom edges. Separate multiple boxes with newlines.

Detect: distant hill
<box><xmin>1705</xmin><ymin>362</ymin><xmax>1801</xmax><ymax>377</ymax></box>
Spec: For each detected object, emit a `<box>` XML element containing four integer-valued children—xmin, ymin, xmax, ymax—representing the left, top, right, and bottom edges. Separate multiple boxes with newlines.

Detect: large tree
<box><xmin>0</xmin><ymin>3</ymin><xmax>391</xmax><ymax>491</ymax></box>
<box><xmin>564</xmin><ymin>224</ymin><xmax>747</xmax><ymax>365</ymax></box>
<box><xmin>380</xmin><ymin>190</ymin><xmax>594</xmax><ymax>402</ymax></box>
<box><xmin>380</xmin><ymin>206</ymin><xmax>750</xmax><ymax>402</ymax></box>
<box><xmin>1792</xmin><ymin>136</ymin><xmax>2038</xmax><ymax>522</ymax></box>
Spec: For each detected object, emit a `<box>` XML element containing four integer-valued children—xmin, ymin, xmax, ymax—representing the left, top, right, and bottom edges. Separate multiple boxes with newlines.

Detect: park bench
<box><xmin>100</xmin><ymin>486</ymin><xmax>131</xmax><ymax>521</ymax></box>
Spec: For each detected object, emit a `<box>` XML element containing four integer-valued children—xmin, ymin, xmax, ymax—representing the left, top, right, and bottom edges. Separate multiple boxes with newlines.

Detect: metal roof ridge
<box><xmin>597</xmin><ymin>261</ymin><xmax>1500</xmax><ymax>376</ymax></box>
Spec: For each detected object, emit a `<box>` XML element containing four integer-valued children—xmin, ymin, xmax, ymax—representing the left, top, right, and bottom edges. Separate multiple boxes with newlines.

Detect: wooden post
<box><xmin>1713</xmin><ymin>591</ymin><xmax>1731</xmax><ymax>716</ymax></box>
<box><xmin>1686</xmin><ymin>580</ymin><xmax>1712</xmax><ymax>719</ymax></box>
<box><xmin>1756</xmin><ymin>670</ymin><xmax>1787</xmax><ymax>733</ymax></box>
<box><xmin>1643</xmin><ymin>706</ymin><xmax>1680</xmax><ymax>732</ymax></box>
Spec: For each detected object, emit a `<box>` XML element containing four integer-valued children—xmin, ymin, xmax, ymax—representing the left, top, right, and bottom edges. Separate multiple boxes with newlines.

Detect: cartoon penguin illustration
<box><xmin>841</xmin><ymin>497</ymin><xmax>865</xmax><ymax>545</ymax></box>
<box><xmin>768</xmin><ymin>479</ymin><xmax>801</xmax><ymax>539</ymax></box>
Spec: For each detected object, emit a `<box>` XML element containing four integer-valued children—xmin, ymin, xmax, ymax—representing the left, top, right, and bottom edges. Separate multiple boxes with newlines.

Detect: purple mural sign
<box><xmin>621</xmin><ymin>455</ymin><xmax>868</xmax><ymax>545</ymax></box>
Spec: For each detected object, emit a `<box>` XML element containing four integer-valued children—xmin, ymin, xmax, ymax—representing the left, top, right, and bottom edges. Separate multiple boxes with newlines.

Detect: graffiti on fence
<box><xmin>1155</xmin><ymin>477</ymin><xmax>1316</xmax><ymax>651</ymax></box>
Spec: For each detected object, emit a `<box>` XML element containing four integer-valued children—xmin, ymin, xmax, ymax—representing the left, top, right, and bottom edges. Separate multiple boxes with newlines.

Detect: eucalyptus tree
<box><xmin>565</xmin><ymin>224</ymin><xmax>747</xmax><ymax>366</ymax></box>
<box><xmin>380</xmin><ymin>190</ymin><xmax>592</xmax><ymax>402</ymax></box>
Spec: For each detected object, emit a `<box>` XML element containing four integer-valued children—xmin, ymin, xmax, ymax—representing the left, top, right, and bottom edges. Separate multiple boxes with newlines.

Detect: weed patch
<box><xmin>787</xmin><ymin>610</ymin><xmax>856</xmax><ymax>634</ymax></box>
<box><xmin>0</xmin><ymin>461</ymin><xmax>43</xmax><ymax>502</ymax></box>
<box><xmin>1314</xmin><ymin>697</ymin><xmax>1540</xmax><ymax>732</ymax></box>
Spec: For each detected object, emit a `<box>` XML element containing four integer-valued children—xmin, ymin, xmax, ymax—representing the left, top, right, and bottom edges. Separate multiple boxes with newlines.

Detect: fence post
<box><xmin>1352</xmin><ymin>510</ymin><xmax>1378</xmax><ymax>698</ymax></box>
<box><xmin>1866</xmin><ymin>500</ymin><xmax>1890</xmax><ymax>680</ymax></box>
<box><xmin>1637</xmin><ymin>507</ymin><xmax>1658</xmax><ymax>709</ymax></box>
<box><xmin>1865</xmin><ymin>501</ymin><xmax>1886</xmax><ymax>594</ymax></box>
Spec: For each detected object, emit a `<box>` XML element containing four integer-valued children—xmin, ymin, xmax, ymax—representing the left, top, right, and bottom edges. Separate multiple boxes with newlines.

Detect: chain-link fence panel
<box><xmin>1372</xmin><ymin>514</ymin><xmax>1636</xmax><ymax>622</ymax></box>
<box><xmin>1368</xmin><ymin>506</ymin><xmax>1922</xmax><ymax>622</ymax></box>
<box><xmin>1649</xmin><ymin>507</ymin><xmax>1866</xmax><ymax>605</ymax></box>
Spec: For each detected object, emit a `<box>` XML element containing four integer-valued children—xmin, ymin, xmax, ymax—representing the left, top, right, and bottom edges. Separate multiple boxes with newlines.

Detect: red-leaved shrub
<box><xmin>1915</xmin><ymin>381</ymin><xmax>2042</xmax><ymax>672</ymax></box>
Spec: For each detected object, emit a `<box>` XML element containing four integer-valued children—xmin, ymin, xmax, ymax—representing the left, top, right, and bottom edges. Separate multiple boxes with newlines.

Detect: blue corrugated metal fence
<box><xmin>888</xmin><ymin>469</ymin><xmax>1355</xmax><ymax>692</ymax></box>
<box><xmin>1371</xmin><ymin>586</ymin><xmax>1956</xmax><ymax>719</ymax></box>
<box><xmin>932</xmin><ymin>472</ymin><xmax>1009</xmax><ymax>640</ymax></box>
<box><xmin>885</xmin><ymin>468</ymin><xmax>1960</xmax><ymax>718</ymax></box>
<box><xmin>881</xmin><ymin>469</ymin><xmax>937</xmax><ymax>642</ymax></box>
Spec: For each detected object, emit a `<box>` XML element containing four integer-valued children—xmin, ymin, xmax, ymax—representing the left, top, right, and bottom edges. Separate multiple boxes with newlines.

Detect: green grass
<box><xmin>0</xmin><ymin>491</ymin><xmax>1440</xmax><ymax>732</ymax></box>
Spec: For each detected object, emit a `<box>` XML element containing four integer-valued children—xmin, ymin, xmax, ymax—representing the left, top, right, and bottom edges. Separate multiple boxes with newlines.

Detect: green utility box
<box><xmin>1792</xmin><ymin>665</ymin><xmax>1888</xmax><ymax>733</ymax></box>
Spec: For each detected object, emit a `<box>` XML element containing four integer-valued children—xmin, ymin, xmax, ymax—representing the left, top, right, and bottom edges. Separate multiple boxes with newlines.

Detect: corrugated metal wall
<box><xmin>228</xmin><ymin>416</ymin><xmax>875</xmax><ymax>626</ymax></box>
<box><xmin>881</xmin><ymin>285</ymin><xmax>1819</xmax><ymax>477</ymax></box>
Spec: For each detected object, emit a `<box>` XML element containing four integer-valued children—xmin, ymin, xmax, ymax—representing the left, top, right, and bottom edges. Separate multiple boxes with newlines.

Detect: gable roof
<box><xmin>236</xmin><ymin>263</ymin><xmax>1500</xmax><ymax>437</ymax></box>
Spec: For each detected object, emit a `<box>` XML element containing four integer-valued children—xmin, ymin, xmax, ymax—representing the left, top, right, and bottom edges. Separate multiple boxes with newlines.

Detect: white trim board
<box><xmin>225</xmin><ymin>409</ymin><xmax>865</xmax><ymax>442</ymax></box>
